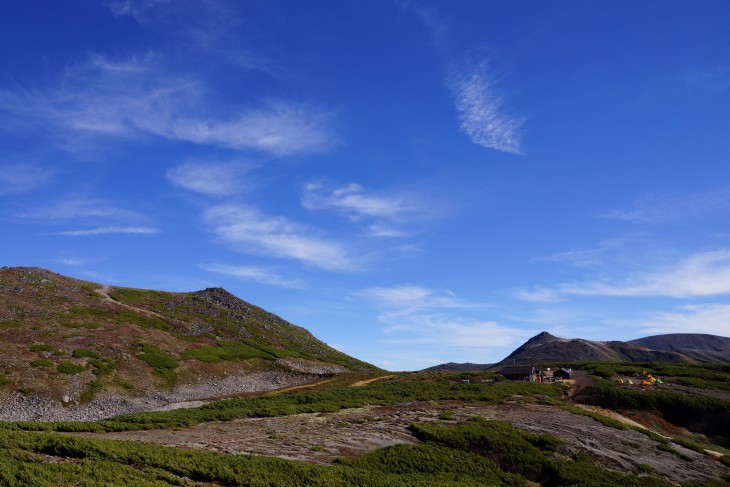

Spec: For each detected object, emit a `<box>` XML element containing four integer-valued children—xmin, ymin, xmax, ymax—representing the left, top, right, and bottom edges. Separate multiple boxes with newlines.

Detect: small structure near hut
<box><xmin>553</xmin><ymin>368</ymin><xmax>572</xmax><ymax>380</ymax></box>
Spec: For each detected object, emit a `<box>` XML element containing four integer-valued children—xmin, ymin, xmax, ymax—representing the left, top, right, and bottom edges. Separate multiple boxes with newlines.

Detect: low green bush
<box><xmin>72</xmin><ymin>349</ymin><xmax>101</xmax><ymax>359</ymax></box>
<box><xmin>56</xmin><ymin>362</ymin><xmax>84</xmax><ymax>375</ymax></box>
<box><xmin>118</xmin><ymin>311</ymin><xmax>171</xmax><ymax>331</ymax></box>
<box><xmin>656</xmin><ymin>442</ymin><xmax>693</xmax><ymax>462</ymax></box>
<box><xmin>622</xmin><ymin>439</ymin><xmax>641</xmax><ymax>449</ymax></box>
<box><xmin>336</xmin><ymin>443</ymin><xmax>525</xmax><ymax>485</ymax></box>
<box><xmin>29</xmin><ymin>344</ymin><xmax>60</xmax><ymax>354</ymax></box>
<box><xmin>138</xmin><ymin>344</ymin><xmax>177</xmax><ymax>384</ymax></box>
<box><xmin>30</xmin><ymin>359</ymin><xmax>53</xmax><ymax>368</ymax></box>
<box><xmin>182</xmin><ymin>340</ymin><xmax>275</xmax><ymax>363</ymax></box>
<box><xmin>410</xmin><ymin>417</ymin><xmax>557</xmax><ymax>481</ymax></box>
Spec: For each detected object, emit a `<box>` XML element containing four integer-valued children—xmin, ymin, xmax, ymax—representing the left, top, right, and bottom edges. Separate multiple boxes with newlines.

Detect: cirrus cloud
<box><xmin>448</xmin><ymin>60</ymin><xmax>524</xmax><ymax>155</ymax></box>
<box><xmin>166</xmin><ymin>160</ymin><xmax>256</xmax><ymax>197</ymax></box>
<box><xmin>57</xmin><ymin>226</ymin><xmax>160</xmax><ymax>236</ymax></box>
<box><xmin>204</xmin><ymin>204</ymin><xmax>357</xmax><ymax>271</ymax></box>
<box><xmin>516</xmin><ymin>250</ymin><xmax>730</xmax><ymax>301</ymax></box>
<box><xmin>200</xmin><ymin>263</ymin><xmax>304</xmax><ymax>288</ymax></box>
<box><xmin>0</xmin><ymin>55</ymin><xmax>336</xmax><ymax>157</ymax></box>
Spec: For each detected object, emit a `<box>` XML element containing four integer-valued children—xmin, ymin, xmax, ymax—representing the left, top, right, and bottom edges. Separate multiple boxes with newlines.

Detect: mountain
<box><xmin>422</xmin><ymin>331</ymin><xmax>730</xmax><ymax>371</ymax></box>
<box><xmin>627</xmin><ymin>333</ymin><xmax>730</xmax><ymax>363</ymax></box>
<box><xmin>495</xmin><ymin>331</ymin><xmax>730</xmax><ymax>367</ymax></box>
<box><xmin>421</xmin><ymin>362</ymin><xmax>494</xmax><ymax>372</ymax></box>
<box><xmin>0</xmin><ymin>267</ymin><xmax>377</xmax><ymax>417</ymax></box>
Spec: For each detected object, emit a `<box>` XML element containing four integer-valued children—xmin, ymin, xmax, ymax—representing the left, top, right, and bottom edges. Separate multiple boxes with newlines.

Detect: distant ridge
<box><xmin>421</xmin><ymin>362</ymin><xmax>493</xmax><ymax>372</ymax></box>
<box><xmin>422</xmin><ymin>331</ymin><xmax>730</xmax><ymax>371</ymax></box>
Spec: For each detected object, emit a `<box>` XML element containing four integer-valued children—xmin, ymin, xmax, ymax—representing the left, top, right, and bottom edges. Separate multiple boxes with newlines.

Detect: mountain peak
<box><xmin>194</xmin><ymin>287</ymin><xmax>250</xmax><ymax>314</ymax></box>
<box><xmin>524</xmin><ymin>331</ymin><xmax>558</xmax><ymax>346</ymax></box>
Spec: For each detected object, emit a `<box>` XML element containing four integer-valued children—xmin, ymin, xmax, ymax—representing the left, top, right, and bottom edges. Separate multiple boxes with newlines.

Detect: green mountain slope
<box><xmin>0</xmin><ymin>266</ymin><xmax>377</xmax><ymax>406</ymax></box>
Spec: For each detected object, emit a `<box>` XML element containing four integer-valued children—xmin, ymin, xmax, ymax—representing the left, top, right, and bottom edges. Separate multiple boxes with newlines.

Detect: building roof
<box><xmin>500</xmin><ymin>365</ymin><xmax>535</xmax><ymax>375</ymax></box>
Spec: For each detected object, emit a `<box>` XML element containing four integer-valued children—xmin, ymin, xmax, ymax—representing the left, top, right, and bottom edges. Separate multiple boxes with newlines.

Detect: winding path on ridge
<box><xmin>95</xmin><ymin>285</ymin><xmax>168</xmax><ymax>321</ymax></box>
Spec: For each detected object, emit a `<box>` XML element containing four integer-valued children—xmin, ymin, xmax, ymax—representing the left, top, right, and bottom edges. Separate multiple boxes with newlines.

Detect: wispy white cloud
<box><xmin>400</xmin><ymin>1</ymin><xmax>450</xmax><ymax>51</ymax></box>
<box><xmin>361</xmin><ymin>285</ymin><xmax>528</xmax><ymax>350</ymax></box>
<box><xmin>15</xmin><ymin>197</ymin><xmax>143</xmax><ymax>223</ymax></box>
<box><xmin>685</xmin><ymin>65</ymin><xmax>730</xmax><ymax>95</ymax></box>
<box><xmin>302</xmin><ymin>182</ymin><xmax>433</xmax><ymax>237</ymax></box>
<box><xmin>50</xmin><ymin>257</ymin><xmax>92</xmax><ymax>266</ymax></box>
<box><xmin>623</xmin><ymin>303</ymin><xmax>730</xmax><ymax>337</ymax></box>
<box><xmin>170</xmin><ymin>101</ymin><xmax>336</xmax><ymax>156</ymax></box>
<box><xmin>368</xmin><ymin>224</ymin><xmax>409</xmax><ymax>238</ymax></box>
<box><xmin>531</xmin><ymin>235</ymin><xmax>649</xmax><ymax>269</ymax></box>
<box><xmin>166</xmin><ymin>160</ymin><xmax>255</xmax><ymax>196</ymax></box>
<box><xmin>517</xmin><ymin>250</ymin><xmax>730</xmax><ymax>300</ymax></box>
<box><xmin>511</xmin><ymin>287</ymin><xmax>564</xmax><ymax>303</ymax></box>
<box><xmin>200</xmin><ymin>263</ymin><xmax>304</xmax><ymax>288</ymax></box>
<box><xmin>302</xmin><ymin>182</ymin><xmax>416</xmax><ymax>220</ymax></box>
<box><xmin>0</xmin><ymin>55</ymin><xmax>335</xmax><ymax>157</ymax></box>
<box><xmin>106</xmin><ymin>0</ymin><xmax>283</xmax><ymax>76</ymax></box>
<box><xmin>204</xmin><ymin>204</ymin><xmax>357</xmax><ymax>271</ymax></box>
<box><xmin>449</xmin><ymin>60</ymin><xmax>524</xmax><ymax>154</ymax></box>
<box><xmin>0</xmin><ymin>163</ymin><xmax>56</xmax><ymax>195</ymax></box>
<box><xmin>58</xmin><ymin>226</ymin><xmax>160</xmax><ymax>236</ymax></box>
<box><xmin>381</xmin><ymin>315</ymin><xmax>528</xmax><ymax>349</ymax></box>
<box><xmin>104</xmin><ymin>0</ymin><xmax>170</xmax><ymax>22</ymax></box>
<box><xmin>605</xmin><ymin>187</ymin><xmax>730</xmax><ymax>224</ymax></box>
<box><xmin>360</xmin><ymin>285</ymin><xmax>462</xmax><ymax>312</ymax></box>
<box><xmin>562</xmin><ymin>250</ymin><xmax>730</xmax><ymax>298</ymax></box>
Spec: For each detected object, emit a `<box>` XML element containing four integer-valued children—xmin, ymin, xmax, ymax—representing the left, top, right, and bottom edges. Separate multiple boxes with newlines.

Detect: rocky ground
<box><xmin>74</xmin><ymin>400</ymin><xmax>728</xmax><ymax>483</ymax></box>
<box><xmin>0</xmin><ymin>371</ymin><xmax>314</xmax><ymax>421</ymax></box>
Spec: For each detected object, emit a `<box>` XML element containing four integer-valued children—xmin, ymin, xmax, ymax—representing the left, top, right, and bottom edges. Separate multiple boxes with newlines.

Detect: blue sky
<box><xmin>2</xmin><ymin>1</ymin><xmax>730</xmax><ymax>370</ymax></box>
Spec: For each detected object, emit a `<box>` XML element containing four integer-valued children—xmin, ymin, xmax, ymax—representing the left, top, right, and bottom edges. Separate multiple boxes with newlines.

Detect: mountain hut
<box><xmin>500</xmin><ymin>365</ymin><xmax>536</xmax><ymax>381</ymax></box>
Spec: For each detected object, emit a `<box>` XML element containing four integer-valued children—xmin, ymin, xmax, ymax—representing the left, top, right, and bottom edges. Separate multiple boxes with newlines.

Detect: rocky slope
<box><xmin>0</xmin><ymin>266</ymin><xmax>377</xmax><ymax>419</ymax></box>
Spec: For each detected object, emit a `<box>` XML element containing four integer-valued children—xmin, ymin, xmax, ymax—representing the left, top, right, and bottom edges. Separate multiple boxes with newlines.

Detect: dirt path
<box><xmin>566</xmin><ymin>370</ymin><xmax>590</xmax><ymax>398</ymax></box>
<box><xmin>571</xmin><ymin>403</ymin><xmax>659</xmax><ymax>432</ymax></box>
<box><xmin>262</xmin><ymin>378</ymin><xmax>334</xmax><ymax>396</ymax></box>
<box><xmin>350</xmin><ymin>375</ymin><xmax>396</xmax><ymax>387</ymax></box>
<box><xmin>95</xmin><ymin>285</ymin><xmax>168</xmax><ymax>320</ymax></box>
<box><xmin>261</xmin><ymin>374</ymin><xmax>396</xmax><ymax>396</ymax></box>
